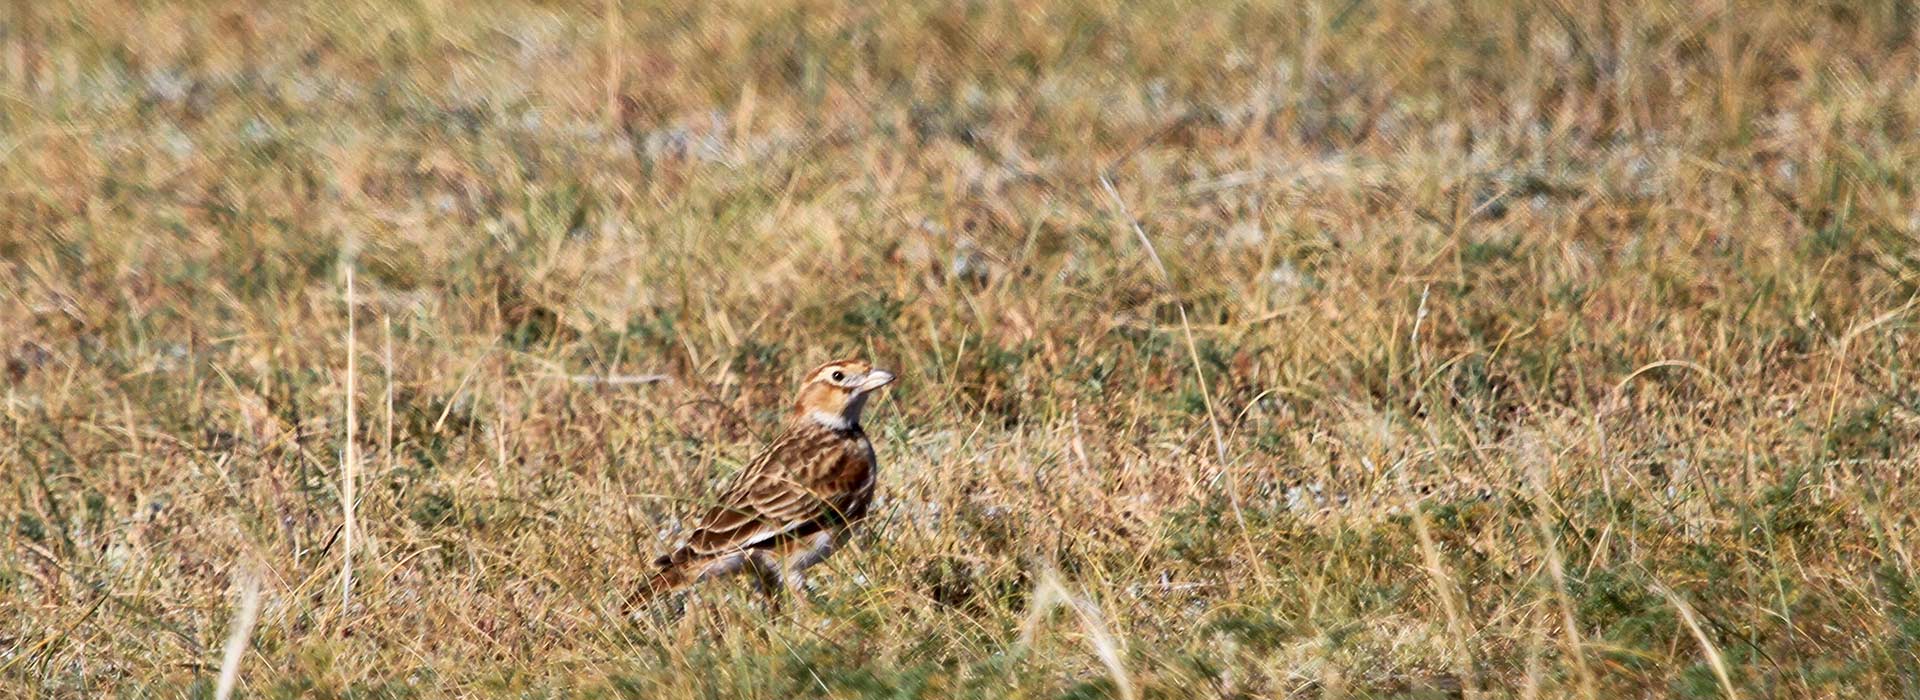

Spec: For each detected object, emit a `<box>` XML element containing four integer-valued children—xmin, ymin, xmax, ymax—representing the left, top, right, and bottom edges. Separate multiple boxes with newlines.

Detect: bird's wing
<box><xmin>670</xmin><ymin>425</ymin><xmax>871</xmax><ymax>562</ymax></box>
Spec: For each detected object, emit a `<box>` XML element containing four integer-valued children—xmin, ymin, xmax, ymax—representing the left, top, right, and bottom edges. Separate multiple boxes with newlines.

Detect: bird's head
<box><xmin>792</xmin><ymin>359</ymin><xmax>895</xmax><ymax>430</ymax></box>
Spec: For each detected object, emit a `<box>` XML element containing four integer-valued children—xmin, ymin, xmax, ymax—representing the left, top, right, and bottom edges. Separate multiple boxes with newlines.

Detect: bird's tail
<box><xmin>624</xmin><ymin>562</ymin><xmax>691</xmax><ymax>615</ymax></box>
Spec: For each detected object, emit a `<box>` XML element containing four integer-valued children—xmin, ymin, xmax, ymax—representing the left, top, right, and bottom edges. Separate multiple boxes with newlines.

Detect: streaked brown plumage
<box><xmin>629</xmin><ymin>359</ymin><xmax>894</xmax><ymax>610</ymax></box>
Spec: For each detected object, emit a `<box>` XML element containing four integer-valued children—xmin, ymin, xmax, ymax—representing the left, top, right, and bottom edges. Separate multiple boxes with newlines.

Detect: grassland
<box><xmin>4</xmin><ymin>0</ymin><xmax>1920</xmax><ymax>697</ymax></box>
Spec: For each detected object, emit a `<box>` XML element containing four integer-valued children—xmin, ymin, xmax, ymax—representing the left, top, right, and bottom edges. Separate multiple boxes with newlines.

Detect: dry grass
<box><xmin>4</xmin><ymin>0</ymin><xmax>1920</xmax><ymax>697</ymax></box>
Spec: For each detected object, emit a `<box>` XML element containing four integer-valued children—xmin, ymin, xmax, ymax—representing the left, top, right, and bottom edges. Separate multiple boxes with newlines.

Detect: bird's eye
<box><xmin>830</xmin><ymin>370</ymin><xmax>845</xmax><ymax>382</ymax></box>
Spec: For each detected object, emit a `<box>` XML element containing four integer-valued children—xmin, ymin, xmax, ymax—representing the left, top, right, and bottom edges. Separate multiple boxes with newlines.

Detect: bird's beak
<box><xmin>855</xmin><ymin>369</ymin><xmax>896</xmax><ymax>393</ymax></box>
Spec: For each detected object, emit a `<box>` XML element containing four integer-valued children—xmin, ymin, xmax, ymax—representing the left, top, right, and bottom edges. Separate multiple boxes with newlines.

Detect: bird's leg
<box><xmin>782</xmin><ymin>532</ymin><xmax>836</xmax><ymax>598</ymax></box>
<box><xmin>692</xmin><ymin>552</ymin><xmax>747</xmax><ymax>582</ymax></box>
<box><xmin>746</xmin><ymin>550</ymin><xmax>785</xmax><ymax>612</ymax></box>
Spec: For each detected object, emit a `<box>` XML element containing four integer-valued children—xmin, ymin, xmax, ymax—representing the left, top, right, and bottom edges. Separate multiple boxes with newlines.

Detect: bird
<box><xmin>629</xmin><ymin>359</ymin><xmax>895</xmax><ymax>611</ymax></box>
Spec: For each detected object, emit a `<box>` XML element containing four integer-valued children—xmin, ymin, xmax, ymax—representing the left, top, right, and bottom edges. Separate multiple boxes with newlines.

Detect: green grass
<box><xmin>4</xmin><ymin>0</ymin><xmax>1920</xmax><ymax>696</ymax></box>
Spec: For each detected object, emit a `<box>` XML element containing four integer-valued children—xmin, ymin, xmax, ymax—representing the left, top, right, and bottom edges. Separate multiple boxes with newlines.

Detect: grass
<box><xmin>3</xmin><ymin>0</ymin><xmax>1920</xmax><ymax>696</ymax></box>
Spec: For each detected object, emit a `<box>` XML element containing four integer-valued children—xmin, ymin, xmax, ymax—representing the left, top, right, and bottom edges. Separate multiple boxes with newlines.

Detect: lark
<box><xmin>630</xmin><ymin>359</ymin><xmax>895</xmax><ymax>610</ymax></box>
